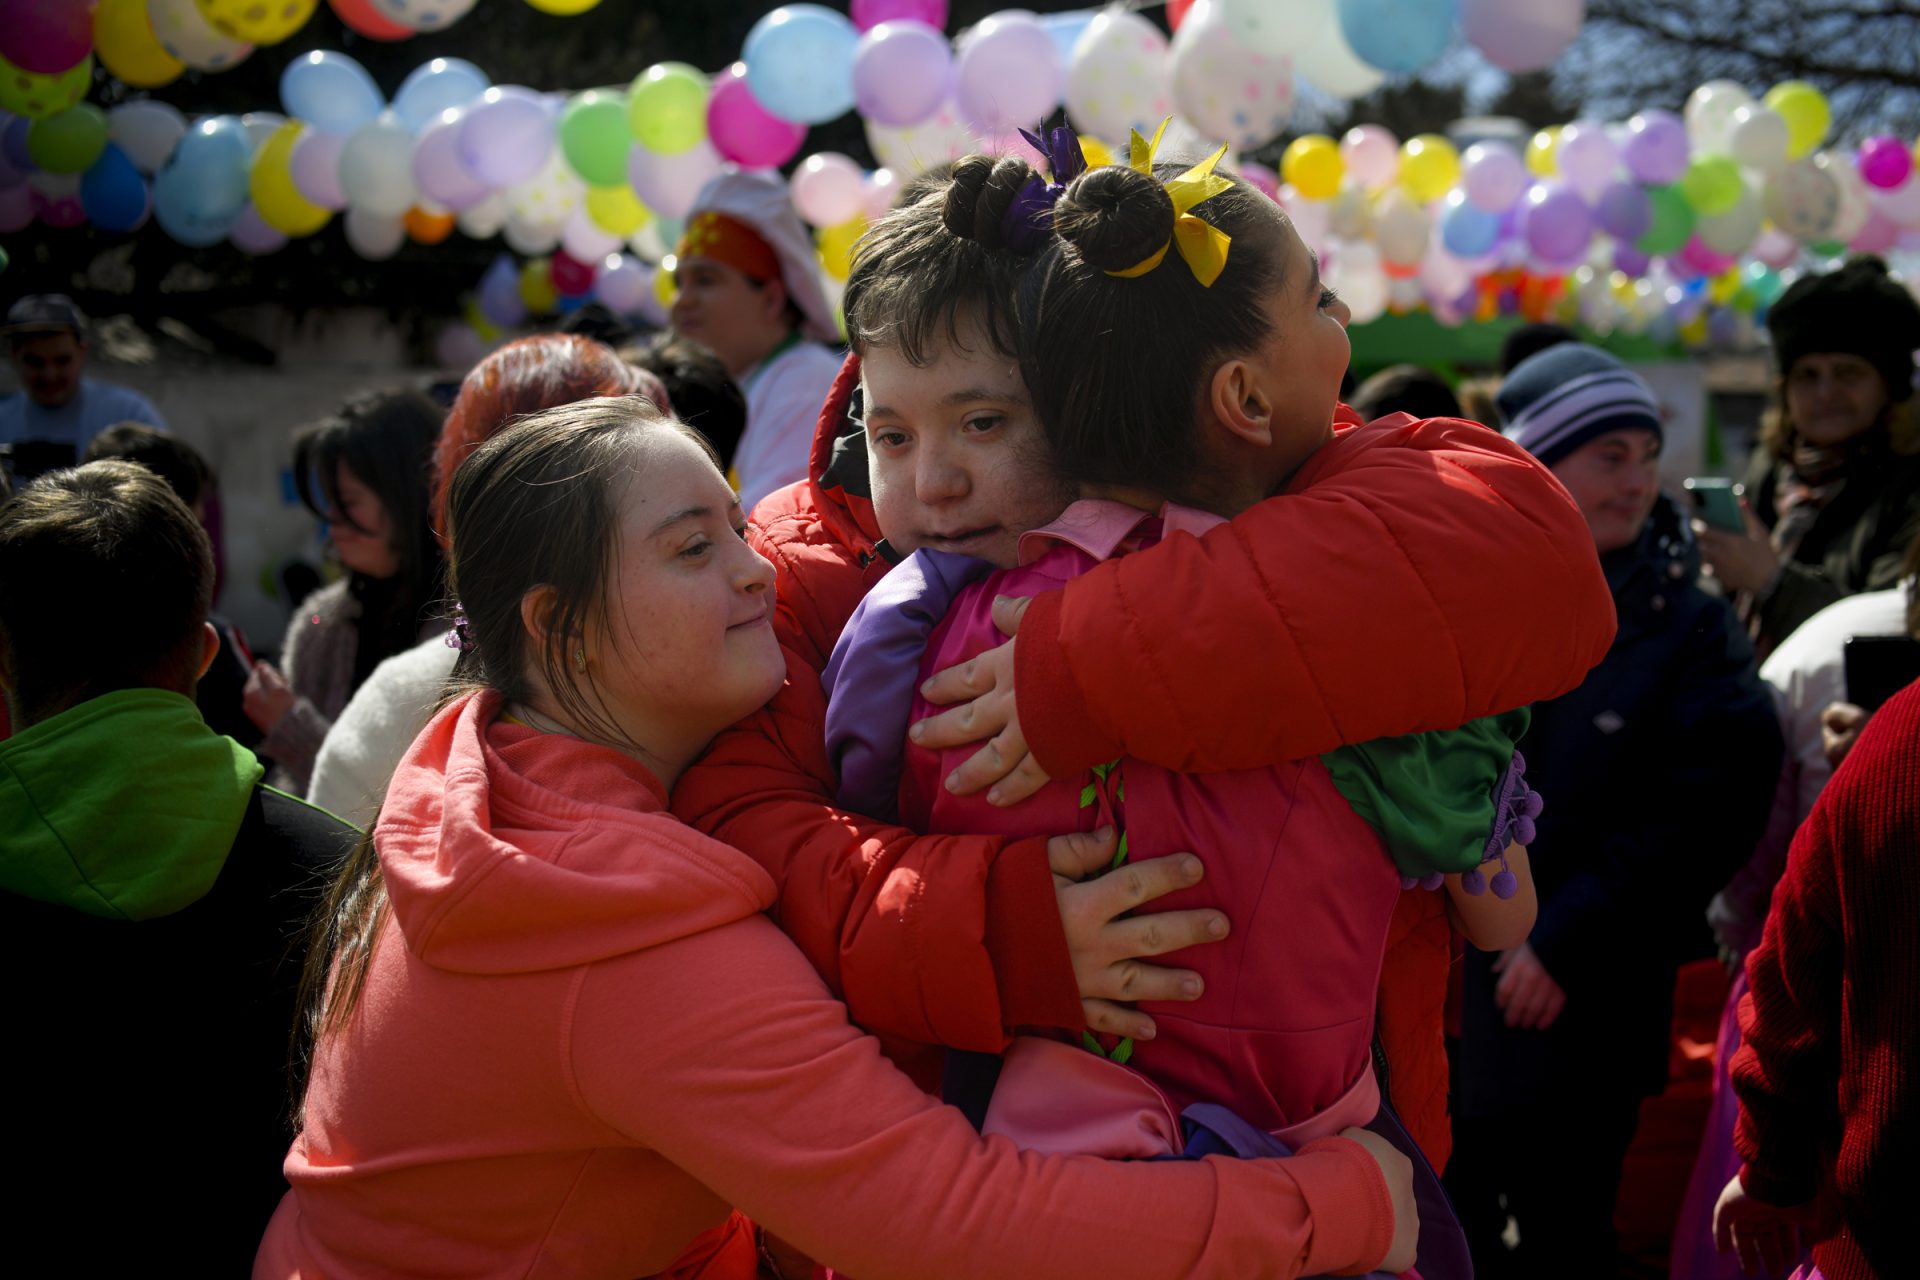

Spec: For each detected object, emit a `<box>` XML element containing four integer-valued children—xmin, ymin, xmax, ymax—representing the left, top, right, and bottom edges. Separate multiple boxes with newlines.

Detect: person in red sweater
<box><xmin>1713</xmin><ymin>676</ymin><xmax>1920</xmax><ymax>1280</ymax></box>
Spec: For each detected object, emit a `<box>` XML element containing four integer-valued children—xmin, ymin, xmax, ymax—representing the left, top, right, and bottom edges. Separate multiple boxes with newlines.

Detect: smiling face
<box><xmin>860</xmin><ymin>312</ymin><xmax>1075</xmax><ymax>568</ymax></box>
<box><xmin>582</xmin><ymin>428</ymin><xmax>784</xmax><ymax>763</ymax></box>
<box><xmin>1784</xmin><ymin>351</ymin><xmax>1891</xmax><ymax>447</ymax></box>
<box><xmin>669</xmin><ymin>255</ymin><xmax>791</xmax><ymax>379</ymax></box>
<box><xmin>1549</xmin><ymin>427</ymin><xmax>1662</xmax><ymax>554</ymax></box>
<box><xmin>325</xmin><ymin>463</ymin><xmax>401</xmax><ymax>579</ymax></box>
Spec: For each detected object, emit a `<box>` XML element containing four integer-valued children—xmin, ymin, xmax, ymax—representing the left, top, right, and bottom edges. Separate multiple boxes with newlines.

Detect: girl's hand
<box><xmin>1338</xmin><ymin>1126</ymin><xmax>1418</xmax><ymax>1275</ymax></box>
<box><xmin>1713</xmin><ymin>1174</ymin><xmax>1836</xmax><ymax>1278</ymax></box>
<box><xmin>912</xmin><ymin>595</ymin><xmax>1051</xmax><ymax>806</ymax></box>
<box><xmin>1694</xmin><ymin>498</ymin><xmax>1779</xmax><ymax>595</ymax></box>
<box><xmin>1820</xmin><ymin>700</ymin><xmax>1868</xmax><ymax>770</ymax></box>
<box><xmin>1048</xmin><ymin>828</ymin><xmax>1227</xmax><ymax>1041</ymax></box>
<box><xmin>1492</xmin><ymin>942</ymin><xmax>1566</xmax><ymax>1030</ymax></box>
<box><xmin>243</xmin><ymin>661</ymin><xmax>296</xmax><ymax>732</ymax></box>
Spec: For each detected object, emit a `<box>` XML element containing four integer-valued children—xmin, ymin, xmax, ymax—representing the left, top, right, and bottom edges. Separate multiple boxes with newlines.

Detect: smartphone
<box><xmin>1843</xmin><ymin>635</ymin><xmax>1920</xmax><ymax>711</ymax></box>
<box><xmin>1684</xmin><ymin>477</ymin><xmax>1746</xmax><ymax>533</ymax></box>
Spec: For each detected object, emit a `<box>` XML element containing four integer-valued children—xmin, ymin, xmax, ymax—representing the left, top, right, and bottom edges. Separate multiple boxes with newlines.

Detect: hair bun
<box><xmin>1053</xmin><ymin>165</ymin><xmax>1175</xmax><ymax>274</ymax></box>
<box><xmin>940</xmin><ymin>153</ymin><xmax>1038</xmax><ymax>251</ymax></box>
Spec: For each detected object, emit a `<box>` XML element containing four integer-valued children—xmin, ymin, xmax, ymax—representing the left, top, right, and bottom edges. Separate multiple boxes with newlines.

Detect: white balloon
<box><xmin>240</xmin><ymin>112</ymin><xmax>287</xmax><ymax>152</ymax></box>
<box><xmin>1684</xmin><ymin>80</ymin><xmax>1751</xmax><ymax>154</ymax></box>
<box><xmin>1814</xmin><ymin>150</ymin><xmax>1871</xmax><ymax>244</ymax></box>
<box><xmin>1727</xmin><ymin>105</ymin><xmax>1789</xmax><ymax>174</ymax></box>
<box><xmin>1327</xmin><ymin>240</ymin><xmax>1387</xmax><ymax>324</ymax></box>
<box><xmin>865</xmin><ymin>97</ymin><xmax>976</xmax><ymax>176</ymax></box>
<box><xmin>1327</xmin><ymin>182</ymin><xmax>1374</xmax><ymax>241</ymax></box>
<box><xmin>456</xmin><ymin>191</ymin><xmax>510</xmax><ymax>239</ymax></box>
<box><xmin>146</xmin><ymin>0</ymin><xmax>252</xmax><ymax>73</ymax></box>
<box><xmin>1764</xmin><ymin>158</ymin><xmax>1839</xmax><ymax>243</ymax></box>
<box><xmin>561</xmin><ymin>204</ymin><xmax>622</xmax><ymax>263</ymax></box>
<box><xmin>1219</xmin><ymin>0</ymin><xmax>1320</xmax><ymax>57</ymax></box>
<box><xmin>1278</xmin><ymin>184</ymin><xmax>1330</xmax><ymax>247</ymax></box>
<box><xmin>1169</xmin><ymin>0</ymin><xmax>1294</xmax><ymax>151</ymax></box>
<box><xmin>1869</xmin><ymin>173</ymin><xmax>1920</xmax><ymax>228</ymax></box>
<box><xmin>344</xmin><ymin>207</ymin><xmax>405</xmax><ymax>260</ymax></box>
<box><xmin>507</xmin><ymin>150</ymin><xmax>586</xmax><ymax>227</ymax></box>
<box><xmin>109</xmin><ymin>101</ymin><xmax>189</xmax><ymax>175</ymax></box>
<box><xmin>1295</xmin><ymin>1</ymin><xmax>1384</xmax><ymax>99</ymax></box>
<box><xmin>503</xmin><ymin>216</ymin><xmax>562</xmax><ymax>256</ymax></box>
<box><xmin>1374</xmin><ymin>188</ymin><xmax>1430</xmax><ymax>265</ymax></box>
<box><xmin>1065</xmin><ymin>8</ymin><xmax>1175</xmax><ymax>145</ymax></box>
<box><xmin>1696</xmin><ymin>190</ymin><xmax>1762</xmax><ymax>256</ymax></box>
<box><xmin>338</xmin><ymin>113</ymin><xmax>418</xmax><ymax>219</ymax></box>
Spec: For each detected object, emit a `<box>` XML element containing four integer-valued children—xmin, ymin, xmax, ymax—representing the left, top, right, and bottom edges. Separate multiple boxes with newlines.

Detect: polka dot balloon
<box><xmin>1169</xmin><ymin>1</ymin><xmax>1293</xmax><ymax>151</ymax></box>
<box><xmin>371</xmin><ymin>0</ymin><xmax>480</xmax><ymax>34</ymax></box>
<box><xmin>193</xmin><ymin>0</ymin><xmax>319</xmax><ymax>45</ymax></box>
<box><xmin>0</xmin><ymin>51</ymin><xmax>91</xmax><ymax>120</ymax></box>
<box><xmin>147</xmin><ymin>0</ymin><xmax>253</xmax><ymax>73</ymax></box>
<box><xmin>1064</xmin><ymin>9</ymin><xmax>1173</xmax><ymax>148</ymax></box>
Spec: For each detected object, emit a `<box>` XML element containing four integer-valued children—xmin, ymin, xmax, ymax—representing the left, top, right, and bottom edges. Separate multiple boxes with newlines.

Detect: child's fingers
<box><xmin>985</xmin><ymin>752</ymin><xmax>1050</xmax><ymax>807</ymax></box>
<box><xmin>1083</xmin><ymin>998</ymin><xmax>1156</xmax><ymax>1041</ymax></box>
<box><xmin>918</xmin><ymin>637</ymin><xmax>1014</xmax><ymax>709</ymax></box>
<box><xmin>1046</xmin><ymin>828</ymin><xmax>1119</xmax><ymax>880</ymax></box>
<box><xmin>1110</xmin><ymin>907</ymin><xmax>1228</xmax><ymax>965</ymax></box>
<box><xmin>989</xmin><ymin>594</ymin><xmax>1032</xmax><ymax>639</ymax></box>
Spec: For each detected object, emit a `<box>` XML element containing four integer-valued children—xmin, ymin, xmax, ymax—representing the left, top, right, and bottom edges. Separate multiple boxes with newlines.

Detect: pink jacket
<box><xmin>901</xmin><ymin>502</ymin><xmax>1402</xmax><ymax>1141</ymax></box>
<box><xmin>257</xmin><ymin>689</ymin><xmax>1396</xmax><ymax>1280</ymax></box>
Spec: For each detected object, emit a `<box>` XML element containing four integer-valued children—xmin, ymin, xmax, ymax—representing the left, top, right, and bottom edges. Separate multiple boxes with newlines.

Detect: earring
<box><xmin>574</xmin><ymin>648</ymin><xmax>587</xmax><ymax>671</ymax></box>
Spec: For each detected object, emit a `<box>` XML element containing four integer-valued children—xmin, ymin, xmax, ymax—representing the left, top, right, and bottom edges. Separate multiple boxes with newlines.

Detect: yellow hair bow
<box><xmin>1106</xmin><ymin>118</ymin><xmax>1235</xmax><ymax>288</ymax></box>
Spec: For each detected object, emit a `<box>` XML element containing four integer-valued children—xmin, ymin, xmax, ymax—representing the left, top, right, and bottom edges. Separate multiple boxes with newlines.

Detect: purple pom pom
<box><xmin>1422</xmin><ymin>871</ymin><xmax>1444</xmax><ymax>891</ymax></box>
<box><xmin>1514</xmin><ymin>814</ymin><xmax>1537</xmax><ymax>846</ymax></box>
<box><xmin>1462</xmin><ymin>867</ymin><xmax>1486</xmax><ymax>895</ymax></box>
<box><xmin>1491</xmin><ymin>867</ymin><xmax>1518</xmax><ymax>899</ymax></box>
<box><xmin>1523</xmin><ymin>789</ymin><xmax>1544</xmax><ymax>820</ymax></box>
<box><xmin>1402</xmin><ymin>874</ymin><xmax>1420</xmax><ymax>890</ymax></box>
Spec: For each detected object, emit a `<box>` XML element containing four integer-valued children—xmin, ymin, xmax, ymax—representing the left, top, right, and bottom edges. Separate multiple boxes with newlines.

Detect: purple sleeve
<box><xmin>822</xmin><ymin>549</ymin><xmax>993</xmax><ymax>822</ymax></box>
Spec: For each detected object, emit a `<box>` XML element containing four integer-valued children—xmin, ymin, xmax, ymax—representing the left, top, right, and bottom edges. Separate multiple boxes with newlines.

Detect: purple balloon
<box><xmin>852</xmin><ymin>0</ymin><xmax>947</xmax><ymax>29</ymax></box>
<box><xmin>1857</xmin><ymin>136</ymin><xmax>1913</xmax><ymax>191</ymax></box>
<box><xmin>1612</xmin><ymin>244</ymin><xmax>1651</xmax><ymax>277</ymax></box>
<box><xmin>629</xmin><ymin>137</ymin><xmax>724</xmax><ymax>222</ymax></box>
<box><xmin>1594</xmin><ymin>180</ymin><xmax>1652</xmax><ymax>241</ymax></box>
<box><xmin>4</xmin><ymin>116</ymin><xmax>35</xmax><ymax>174</ymax></box>
<box><xmin>413</xmin><ymin>110</ymin><xmax>492</xmax><ymax>211</ymax></box>
<box><xmin>231</xmin><ymin>204</ymin><xmax>290</xmax><ymax>255</ymax></box>
<box><xmin>459</xmin><ymin>87</ymin><xmax>554</xmax><ymax>189</ymax></box>
<box><xmin>1521</xmin><ymin>182</ymin><xmax>1594</xmax><ymax>265</ymax></box>
<box><xmin>953</xmin><ymin>11</ymin><xmax>1061</xmax><ymax>135</ymax></box>
<box><xmin>290</xmin><ymin>130</ymin><xmax>348</xmax><ymax>211</ymax></box>
<box><xmin>477</xmin><ymin>256</ymin><xmax>528</xmax><ymax>328</ymax></box>
<box><xmin>853</xmin><ymin>21</ymin><xmax>954</xmax><ymax>128</ymax></box>
<box><xmin>1623</xmin><ymin>110</ymin><xmax>1689</xmax><ymax>185</ymax></box>
<box><xmin>707</xmin><ymin>64</ymin><xmax>807</xmax><ymax>168</ymax></box>
<box><xmin>1462</xmin><ymin>142</ymin><xmax>1526</xmax><ymax>212</ymax></box>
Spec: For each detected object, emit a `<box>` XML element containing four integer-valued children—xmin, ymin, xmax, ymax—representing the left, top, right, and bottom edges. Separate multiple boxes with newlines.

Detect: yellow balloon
<box><xmin>1398</xmin><ymin>134</ymin><xmax>1460</xmax><ymax>202</ymax></box>
<box><xmin>586</xmin><ymin>184</ymin><xmax>652</xmax><ymax>237</ymax></box>
<box><xmin>524</xmin><ymin>0</ymin><xmax>602</xmax><ymax>12</ymax></box>
<box><xmin>95</xmin><ymin>0</ymin><xmax>186</xmax><ymax>88</ymax></box>
<box><xmin>250</xmin><ymin>121</ymin><xmax>331</xmax><ymax>236</ymax></box>
<box><xmin>1079</xmin><ymin>136</ymin><xmax>1115</xmax><ymax>169</ymax></box>
<box><xmin>0</xmin><ymin>52</ymin><xmax>92</xmax><ymax>119</ymax></box>
<box><xmin>1764</xmin><ymin>81</ymin><xmax>1830</xmax><ymax>160</ymax></box>
<box><xmin>1282</xmin><ymin>135</ymin><xmax>1343</xmax><ymax>201</ymax></box>
<box><xmin>1679</xmin><ymin>311</ymin><xmax>1710</xmax><ymax>347</ymax></box>
<box><xmin>195</xmin><ymin>0</ymin><xmax>318</xmax><ymax>45</ymax></box>
<box><xmin>1526</xmin><ymin>127</ymin><xmax>1560</xmax><ymax>178</ymax></box>
<box><xmin>1708</xmin><ymin>268</ymin><xmax>1742</xmax><ymax>306</ymax></box>
<box><xmin>464</xmin><ymin>298</ymin><xmax>502</xmax><ymax>343</ymax></box>
<box><xmin>653</xmin><ymin>260</ymin><xmax>679</xmax><ymax>309</ymax></box>
<box><xmin>520</xmin><ymin>259</ymin><xmax>560</xmax><ymax>314</ymax></box>
<box><xmin>817</xmin><ymin>216</ymin><xmax>867</xmax><ymax>282</ymax></box>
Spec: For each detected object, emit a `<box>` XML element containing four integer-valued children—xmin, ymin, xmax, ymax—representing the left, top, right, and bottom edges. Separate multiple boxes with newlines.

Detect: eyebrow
<box><xmin>864</xmin><ymin>386</ymin><xmax>1031</xmax><ymax>422</ymax></box>
<box><xmin>649</xmin><ymin>504</ymin><xmax>718</xmax><ymax>537</ymax></box>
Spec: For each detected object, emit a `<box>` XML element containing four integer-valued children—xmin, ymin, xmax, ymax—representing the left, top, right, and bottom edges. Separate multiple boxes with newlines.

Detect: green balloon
<box><xmin>628</xmin><ymin>63</ymin><xmax>709</xmax><ymax>155</ymax></box>
<box><xmin>559</xmin><ymin>90</ymin><xmax>632</xmax><ymax>188</ymax></box>
<box><xmin>1680</xmin><ymin>155</ymin><xmax>1744</xmax><ymax>217</ymax></box>
<box><xmin>1636</xmin><ymin>185</ymin><xmax>1696</xmax><ymax>256</ymax></box>
<box><xmin>27</xmin><ymin>103</ymin><xmax>110</xmax><ymax>175</ymax></box>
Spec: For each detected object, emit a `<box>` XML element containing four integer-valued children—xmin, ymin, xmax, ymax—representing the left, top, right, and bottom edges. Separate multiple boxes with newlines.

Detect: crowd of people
<box><xmin>2</xmin><ymin>138</ymin><xmax>1915</xmax><ymax>1280</ymax></box>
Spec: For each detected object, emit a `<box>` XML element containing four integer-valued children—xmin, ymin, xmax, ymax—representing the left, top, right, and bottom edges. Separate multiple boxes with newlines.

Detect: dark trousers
<box><xmin>1446</xmin><ymin>1092</ymin><xmax>1645</xmax><ymax>1280</ymax></box>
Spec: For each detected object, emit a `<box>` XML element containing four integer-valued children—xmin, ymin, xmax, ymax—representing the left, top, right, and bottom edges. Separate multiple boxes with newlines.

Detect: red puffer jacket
<box><xmin>674</xmin><ymin>355</ymin><xmax>1617</xmax><ymax>1146</ymax></box>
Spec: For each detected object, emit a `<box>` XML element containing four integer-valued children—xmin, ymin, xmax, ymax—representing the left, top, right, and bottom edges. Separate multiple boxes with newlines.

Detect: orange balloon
<box><xmin>405</xmin><ymin>206</ymin><xmax>455</xmax><ymax>244</ymax></box>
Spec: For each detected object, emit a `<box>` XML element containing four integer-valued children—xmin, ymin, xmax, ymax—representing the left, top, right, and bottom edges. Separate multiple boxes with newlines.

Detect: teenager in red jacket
<box><xmin>1713</xmin><ymin>677</ymin><xmax>1920</xmax><ymax>1280</ymax></box>
<box><xmin>673</xmin><ymin>157</ymin><xmax>1616</xmax><ymax>1140</ymax></box>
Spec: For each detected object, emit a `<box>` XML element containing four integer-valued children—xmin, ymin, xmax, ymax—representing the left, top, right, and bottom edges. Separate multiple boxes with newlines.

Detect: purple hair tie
<box><xmin>445</xmin><ymin>601</ymin><xmax>474</xmax><ymax>652</ymax></box>
<box><xmin>999</xmin><ymin>124</ymin><xmax>1090</xmax><ymax>253</ymax></box>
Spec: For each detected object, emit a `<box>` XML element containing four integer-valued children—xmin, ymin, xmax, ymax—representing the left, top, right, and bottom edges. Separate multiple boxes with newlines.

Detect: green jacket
<box><xmin>1</xmin><ymin>687</ymin><xmax>264</xmax><ymax>919</ymax></box>
<box><xmin>1744</xmin><ymin>440</ymin><xmax>1920</xmax><ymax>651</ymax></box>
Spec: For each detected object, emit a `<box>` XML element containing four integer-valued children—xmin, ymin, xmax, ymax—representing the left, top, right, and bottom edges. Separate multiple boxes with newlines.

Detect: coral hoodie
<box><xmin>260</xmin><ymin>689</ymin><xmax>1395</xmax><ymax>1280</ymax></box>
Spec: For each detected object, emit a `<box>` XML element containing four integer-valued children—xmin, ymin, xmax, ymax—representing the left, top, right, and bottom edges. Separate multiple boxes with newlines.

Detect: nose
<box><xmin>913</xmin><ymin>440</ymin><xmax>969</xmax><ymax>504</ymax></box>
<box><xmin>736</xmin><ymin>542</ymin><xmax>776</xmax><ymax>595</ymax></box>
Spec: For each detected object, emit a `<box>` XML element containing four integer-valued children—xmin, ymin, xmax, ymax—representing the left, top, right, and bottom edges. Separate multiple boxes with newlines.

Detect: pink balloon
<box><xmin>1750</xmin><ymin>225</ymin><xmax>1800</xmax><ymax>269</ymax></box>
<box><xmin>1678</xmin><ymin>236</ymin><xmax>1736</xmax><ymax>276</ymax></box>
<box><xmin>0</xmin><ymin>0</ymin><xmax>92</xmax><ymax>75</ymax></box>
<box><xmin>1849</xmin><ymin>209</ymin><xmax>1899</xmax><ymax>254</ymax></box>
<box><xmin>851</xmin><ymin>0</ymin><xmax>947</xmax><ymax>31</ymax></box>
<box><xmin>1462</xmin><ymin>142</ymin><xmax>1527</xmax><ymax>212</ymax></box>
<box><xmin>1237</xmin><ymin>160</ymin><xmax>1279</xmax><ymax>202</ymax></box>
<box><xmin>707</xmin><ymin>63</ymin><xmax>807</xmax><ymax>169</ymax></box>
<box><xmin>1857</xmin><ymin>136</ymin><xmax>1913</xmax><ymax>191</ymax></box>
<box><xmin>853</xmin><ymin>20</ymin><xmax>954</xmax><ymax>128</ymax></box>
<box><xmin>0</xmin><ymin>181</ymin><xmax>32</xmax><ymax>233</ymax></box>
<box><xmin>953</xmin><ymin>12</ymin><xmax>1060</xmax><ymax>135</ymax></box>
<box><xmin>290</xmin><ymin>130</ymin><xmax>349</xmax><ymax>211</ymax></box>
<box><xmin>1461</xmin><ymin>0</ymin><xmax>1583</xmax><ymax>73</ymax></box>
<box><xmin>790</xmin><ymin>151</ymin><xmax>866</xmax><ymax>226</ymax></box>
<box><xmin>1340</xmin><ymin>126</ymin><xmax>1399</xmax><ymax>189</ymax></box>
<box><xmin>628</xmin><ymin>137</ymin><xmax>723</xmax><ymax>221</ymax></box>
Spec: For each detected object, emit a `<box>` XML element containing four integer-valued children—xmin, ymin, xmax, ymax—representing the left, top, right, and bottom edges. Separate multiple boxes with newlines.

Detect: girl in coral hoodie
<box><xmin>822</xmin><ymin>138</ymin><xmax>1553</xmax><ymax>1279</ymax></box>
<box><xmin>258</xmin><ymin>396</ymin><xmax>1419</xmax><ymax>1280</ymax></box>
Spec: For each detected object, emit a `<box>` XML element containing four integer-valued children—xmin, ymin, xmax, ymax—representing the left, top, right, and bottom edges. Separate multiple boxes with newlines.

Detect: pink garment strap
<box><xmin>1270</xmin><ymin>1059</ymin><xmax>1382</xmax><ymax>1146</ymax></box>
<box><xmin>982</xmin><ymin>1036</ymin><xmax>1184</xmax><ymax>1158</ymax></box>
<box><xmin>1015</xmin><ymin>499</ymin><xmax>1227</xmax><ymax>566</ymax></box>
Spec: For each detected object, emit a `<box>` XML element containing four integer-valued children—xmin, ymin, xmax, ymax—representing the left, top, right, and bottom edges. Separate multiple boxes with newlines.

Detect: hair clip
<box><xmin>1106</xmin><ymin>118</ymin><xmax>1235</xmax><ymax>288</ymax></box>
<box><xmin>445</xmin><ymin>601</ymin><xmax>474</xmax><ymax>652</ymax></box>
<box><xmin>1000</xmin><ymin>124</ymin><xmax>1090</xmax><ymax>254</ymax></box>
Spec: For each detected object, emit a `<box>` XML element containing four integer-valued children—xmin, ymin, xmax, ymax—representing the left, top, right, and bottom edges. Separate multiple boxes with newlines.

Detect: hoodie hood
<box><xmin>1</xmin><ymin>689</ymin><xmax>263</xmax><ymax>920</ymax></box>
<box><xmin>375</xmin><ymin>689</ymin><xmax>777</xmax><ymax>975</ymax></box>
<box><xmin>803</xmin><ymin>353</ymin><xmax>887</xmax><ymax>561</ymax></box>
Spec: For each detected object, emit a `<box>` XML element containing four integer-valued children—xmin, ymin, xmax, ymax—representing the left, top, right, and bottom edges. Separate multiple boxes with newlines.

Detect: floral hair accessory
<box><xmin>1000</xmin><ymin>124</ymin><xmax>1090</xmax><ymax>253</ymax></box>
<box><xmin>445</xmin><ymin>601</ymin><xmax>474</xmax><ymax>652</ymax></box>
<box><xmin>1106</xmin><ymin>118</ymin><xmax>1235</xmax><ymax>288</ymax></box>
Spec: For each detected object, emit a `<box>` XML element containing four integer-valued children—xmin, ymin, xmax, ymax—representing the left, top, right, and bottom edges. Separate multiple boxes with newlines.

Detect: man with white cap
<box><xmin>671</xmin><ymin>172</ymin><xmax>844</xmax><ymax>512</ymax></box>
<box><xmin>2</xmin><ymin>295</ymin><xmax>166</xmax><ymax>480</ymax></box>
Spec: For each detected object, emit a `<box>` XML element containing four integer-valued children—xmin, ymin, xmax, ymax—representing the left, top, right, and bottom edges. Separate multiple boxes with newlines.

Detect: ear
<box><xmin>519</xmin><ymin>584</ymin><xmax>561</xmax><ymax>657</ymax></box>
<box><xmin>757</xmin><ymin>274</ymin><xmax>791</xmax><ymax>328</ymax></box>
<box><xmin>1206</xmin><ymin>357</ymin><xmax>1275</xmax><ymax>450</ymax></box>
<box><xmin>194</xmin><ymin>621</ymin><xmax>221</xmax><ymax>681</ymax></box>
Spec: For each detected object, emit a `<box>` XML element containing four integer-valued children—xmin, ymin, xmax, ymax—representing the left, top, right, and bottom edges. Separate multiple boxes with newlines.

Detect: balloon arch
<box><xmin>2</xmin><ymin>0</ymin><xmax>1915</xmax><ymax>364</ymax></box>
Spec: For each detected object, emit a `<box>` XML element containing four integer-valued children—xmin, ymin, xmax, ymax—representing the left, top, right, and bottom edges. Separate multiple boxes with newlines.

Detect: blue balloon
<box><xmin>166</xmin><ymin>116</ymin><xmax>251</xmax><ymax>223</ymax></box>
<box><xmin>393</xmin><ymin>58</ymin><xmax>491</xmax><ymax>133</ymax></box>
<box><xmin>1441</xmin><ymin>194</ymin><xmax>1499</xmax><ymax>258</ymax></box>
<box><xmin>743</xmin><ymin>4</ymin><xmax>859</xmax><ymax>125</ymax></box>
<box><xmin>80</xmin><ymin>144</ymin><xmax>149</xmax><ymax>233</ymax></box>
<box><xmin>281</xmin><ymin>51</ymin><xmax>385</xmax><ymax>135</ymax></box>
<box><xmin>1041</xmin><ymin>9</ymin><xmax>1096</xmax><ymax>63</ymax></box>
<box><xmin>153</xmin><ymin>163</ymin><xmax>236</xmax><ymax>247</ymax></box>
<box><xmin>476</xmin><ymin>255</ymin><xmax>527</xmax><ymax>329</ymax></box>
<box><xmin>3</xmin><ymin>116</ymin><xmax>35</xmax><ymax>174</ymax></box>
<box><xmin>1337</xmin><ymin>0</ymin><xmax>1458</xmax><ymax>76</ymax></box>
